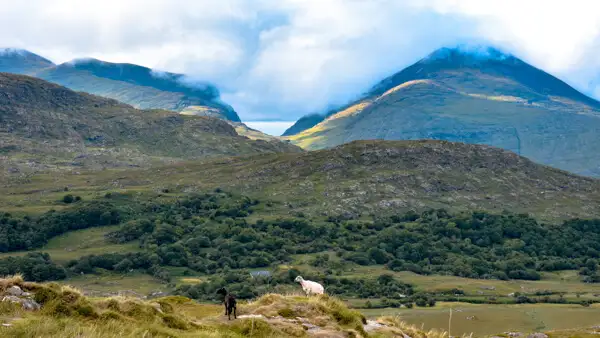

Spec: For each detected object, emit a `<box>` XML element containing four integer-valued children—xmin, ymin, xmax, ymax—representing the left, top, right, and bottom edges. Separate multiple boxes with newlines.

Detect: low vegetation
<box><xmin>0</xmin><ymin>275</ymin><xmax>445</xmax><ymax>337</ymax></box>
<box><xmin>0</xmin><ymin>191</ymin><xmax>599</xmax><ymax>308</ymax></box>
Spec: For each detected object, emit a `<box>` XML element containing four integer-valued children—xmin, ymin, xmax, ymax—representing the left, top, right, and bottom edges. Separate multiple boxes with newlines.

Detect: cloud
<box><xmin>1</xmin><ymin>0</ymin><xmax>600</xmax><ymax>121</ymax></box>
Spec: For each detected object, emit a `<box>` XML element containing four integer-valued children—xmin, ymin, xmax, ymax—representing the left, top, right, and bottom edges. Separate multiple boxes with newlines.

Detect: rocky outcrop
<box><xmin>1</xmin><ymin>286</ymin><xmax>40</xmax><ymax>310</ymax></box>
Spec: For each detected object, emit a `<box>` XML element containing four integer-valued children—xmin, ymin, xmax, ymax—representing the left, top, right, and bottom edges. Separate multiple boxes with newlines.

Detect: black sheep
<box><xmin>216</xmin><ymin>287</ymin><xmax>237</xmax><ymax>320</ymax></box>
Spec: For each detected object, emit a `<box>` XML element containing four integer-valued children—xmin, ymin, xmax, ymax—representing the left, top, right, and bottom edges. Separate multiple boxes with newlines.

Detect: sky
<box><xmin>2</xmin><ymin>0</ymin><xmax>600</xmax><ymax>131</ymax></box>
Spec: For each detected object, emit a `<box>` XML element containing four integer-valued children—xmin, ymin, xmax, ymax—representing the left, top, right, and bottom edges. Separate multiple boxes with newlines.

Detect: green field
<box><xmin>362</xmin><ymin>303</ymin><xmax>600</xmax><ymax>336</ymax></box>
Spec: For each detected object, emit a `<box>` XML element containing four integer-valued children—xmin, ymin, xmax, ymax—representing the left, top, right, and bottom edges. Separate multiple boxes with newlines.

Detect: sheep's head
<box><xmin>294</xmin><ymin>276</ymin><xmax>304</xmax><ymax>283</ymax></box>
<box><xmin>216</xmin><ymin>287</ymin><xmax>227</xmax><ymax>296</ymax></box>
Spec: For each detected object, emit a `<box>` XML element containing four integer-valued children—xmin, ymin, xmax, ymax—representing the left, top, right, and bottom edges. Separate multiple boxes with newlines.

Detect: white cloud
<box><xmin>1</xmin><ymin>0</ymin><xmax>600</xmax><ymax>120</ymax></box>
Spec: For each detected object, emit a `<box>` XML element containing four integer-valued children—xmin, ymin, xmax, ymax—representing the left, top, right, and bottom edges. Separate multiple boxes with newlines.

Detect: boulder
<box><xmin>6</xmin><ymin>286</ymin><xmax>23</xmax><ymax>296</ymax></box>
<box><xmin>2</xmin><ymin>295</ymin><xmax>41</xmax><ymax>311</ymax></box>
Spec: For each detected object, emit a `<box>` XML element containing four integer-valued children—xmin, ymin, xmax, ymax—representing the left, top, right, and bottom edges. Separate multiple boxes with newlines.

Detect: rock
<box><xmin>6</xmin><ymin>286</ymin><xmax>23</xmax><ymax>296</ymax></box>
<box><xmin>505</xmin><ymin>333</ymin><xmax>524</xmax><ymax>337</ymax></box>
<box><xmin>363</xmin><ymin>320</ymin><xmax>386</xmax><ymax>332</ymax></box>
<box><xmin>149</xmin><ymin>302</ymin><xmax>163</xmax><ymax>314</ymax></box>
<box><xmin>527</xmin><ymin>334</ymin><xmax>548</xmax><ymax>338</ymax></box>
<box><xmin>237</xmin><ymin>314</ymin><xmax>265</xmax><ymax>319</ymax></box>
<box><xmin>1</xmin><ymin>323</ymin><xmax>11</xmax><ymax>327</ymax></box>
<box><xmin>149</xmin><ymin>291</ymin><xmax>166</xmax><ymax>298</ymax></box>
<box><xmin>2</xmin><ymin>295</ymin><xmax>41</xmax><ymax>311</ymax></box>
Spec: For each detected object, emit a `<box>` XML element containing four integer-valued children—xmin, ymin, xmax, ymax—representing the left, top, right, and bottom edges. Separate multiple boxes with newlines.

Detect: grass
<box><xmin>64</xmin><ymin>273</ymin><xmax>166</xmax><ymax>297</ymax></box>
<box><xmin>362</xmin><ymin>303</ymin><xmax>600</xmax><ymax>337</ymax></box>
<box><xmin>3</xmin><ymin>139</ymin><xmax>600</xmax><ymax>223</ymax></box>
<box><xmin>346</xmin><ymin>266</ymin><xmax>600</xmax><ymax>297</ymax></box>
<box><xmin>1</xmin><ymin>277</ymin><xmax>440</xmax><ymax>337</ymax></box>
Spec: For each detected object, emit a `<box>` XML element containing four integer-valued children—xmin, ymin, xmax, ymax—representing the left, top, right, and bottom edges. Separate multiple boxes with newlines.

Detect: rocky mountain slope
<box><xmin>12</xmin><ymin>139</ymin><xmax>596</xmax><ymax>221</ymax></box>
<box><xmin>285</xmin><ymin>46</ymin><xmax>600</xmax><ymax>177</ymax></box>
<box><xmin>0</xmin><ymin>73</ymin><xmax>300</xmax><ymax>171</ymax></box>
<box><xmin>0</xmin><ymin>49</ymin><xmax>239</xmax><ymax>121</ymax></box>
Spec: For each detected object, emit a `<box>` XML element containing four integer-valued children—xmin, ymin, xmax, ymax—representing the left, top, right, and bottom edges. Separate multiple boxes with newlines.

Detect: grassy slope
<box><xmin>0</xmin><ymin>277</ymin><xmax>413</xmax><ymax>338</ymax></box>
<box><xmin>0</xmin><ymin>73</ymin><xmax>300</xmax><ymax>174</ymax></box>
<box><xmin>286</xmin><ymin>50</ymin><xmax>600</xmax><ymax>177</ymax></box>
<box><xmin>363</xmin><ymin>303</ymin><xmax>600</xmax><ymax>337</ymax></box>
<box><xmin>6</xmin><ymin>139</ymin><xmax>598</xmax><ymax>220</ymax></box>
<box><xmin>0</xmin><ymin>277</ymin><xmax>598</xmax><ymax>337</ymax></box>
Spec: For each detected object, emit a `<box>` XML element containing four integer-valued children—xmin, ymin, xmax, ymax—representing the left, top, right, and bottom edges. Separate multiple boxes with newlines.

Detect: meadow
<box><xmin>362</xmin><ymin>303</ymin><xmax>600</xmax><ymax>336</ymax></box>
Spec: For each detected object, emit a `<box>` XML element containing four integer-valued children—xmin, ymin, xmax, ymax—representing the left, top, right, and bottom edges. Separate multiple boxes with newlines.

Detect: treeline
<box><xmin>0</xmin><ymin>201</ymin><xmax>122</xmax><ymax>252</ymax></box>
<box><xmin>104</xmin><ymin>198</ymin><xmax>600</xmax><ymax>282</ymax></box>
<box><xmin>0</xmin><ymin>253</ymin><xmax>66</xmax><ymax>282</ymax></box>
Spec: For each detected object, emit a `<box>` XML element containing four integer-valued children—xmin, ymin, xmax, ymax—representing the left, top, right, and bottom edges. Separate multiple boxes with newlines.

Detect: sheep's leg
<box><xmin>228</xmin><ymin>306</ymin><xmax>231</xmax><ymax>321</ymax></box>
<box><xmin>224</xmin><ymin>303</ymin><xmax>228</xmax><ymax>316</ymax></box>
<box><xmin>233</xmin><ymin>306</ymin><xmax>237</xmax><ymax>319</ymax></box>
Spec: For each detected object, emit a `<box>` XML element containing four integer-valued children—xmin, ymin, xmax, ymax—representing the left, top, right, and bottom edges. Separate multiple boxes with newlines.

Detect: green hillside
<box><xmin>0</xmin><ymin>73</ymin><xmax>300</xmax><ymax>173</ymax></box>
<box><xmin>286</xmin><ymin>47</ymin><xmax>600</xmax><ymax>177</ymax></box>
<box><xmin>3</xmin><ymin>138</ymin><xmax>599</xmax><ymax>221</ymax></box>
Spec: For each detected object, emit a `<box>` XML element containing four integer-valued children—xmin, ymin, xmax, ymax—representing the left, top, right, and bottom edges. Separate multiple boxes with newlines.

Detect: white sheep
<box><xmin>294</xmin><ymin>276</ymin><xmax>324</xmax><ymax>296</ymax></box>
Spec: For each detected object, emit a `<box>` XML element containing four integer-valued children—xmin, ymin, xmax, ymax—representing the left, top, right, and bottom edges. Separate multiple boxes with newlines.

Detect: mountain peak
<box><xmin>421</xmin><ymin>45</ymin><xmax>518</xmax><ymax>66</ymax></box>
<box><xmin>0</xmin><ymin>48</ymin><xmax>54</xmax><ymax>74</ymax></box>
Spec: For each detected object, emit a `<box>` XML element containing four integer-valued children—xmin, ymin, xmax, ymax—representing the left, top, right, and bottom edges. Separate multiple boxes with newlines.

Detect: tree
<box><xmin>369</xmin><ymin>248</ymin><xmax>389</xmax><ymax>264</ymax></box>
<box><xmin>114</xmin><ymin>258</ymin><xmax>133</xmax><ymax>272</ymax></box>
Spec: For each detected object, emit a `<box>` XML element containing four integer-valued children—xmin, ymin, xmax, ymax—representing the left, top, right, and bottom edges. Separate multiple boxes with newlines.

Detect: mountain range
<box><xmin>0</xmin><ymin>48</ymin><xmax>239</xmax><ymax>121</ymax></box>
<box><xmin>0</xmin><ymin>73</ymin><xmax>299</xmax><ymax>175</ymax></box>
<box><xmin>284</xmin><ymin>46</ymin><xmax>600</xmax><ymax>177</ymax></box>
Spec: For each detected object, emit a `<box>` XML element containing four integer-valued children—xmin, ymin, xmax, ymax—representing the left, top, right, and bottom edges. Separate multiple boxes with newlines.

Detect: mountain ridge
<box><xmin>0</xmin><ymin>72</ymin><xmax>300</xmax><ymax>173</ymax></box>
<box><xmin>285</xmin><ymin>46</ymin><xmax>600</xmax><ymax>177</ymax></box>
<box><xmin>0</xmin><ymin>49</ymin><xmax>240</xmax><ymax>121</ymax></box>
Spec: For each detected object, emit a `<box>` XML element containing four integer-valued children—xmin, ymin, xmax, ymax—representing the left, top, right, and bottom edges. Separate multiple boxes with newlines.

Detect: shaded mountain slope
<box><xmin>286</xmin><ymin>46</ymin><xmax>600</xmax><ymax>177</ymax></box>
<box><xmin>0</xmin><ymin>50</ymin><xmax>240</xmax><ymax>121</ymax></box>
<box><xmin>0</xmin><ymin>73</ymin><xmax>300</xmax><ymax>171</ymax></box>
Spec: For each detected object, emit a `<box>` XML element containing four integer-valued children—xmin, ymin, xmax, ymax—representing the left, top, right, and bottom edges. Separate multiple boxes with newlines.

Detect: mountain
<box><xmin>281</xmin><ymin>113</ymin><xmax>325</xmax><ymax>136</ymax></box>
<box><xmin>0</xmin><ymin>49</ymin><xmax>240</xmax><ymax>121</ymax></box>
<box><xmin>0</xmin><ymin>48</ymin><xmax>54</xmax><ymax>74</ymax></box>
<box><xmin>285</xmin><ymin>46</ymin><xmax>600</xmax><ymax>177</ymax></box>
<box><xmin>0</xmin><ymin>73</ymin><xmax>300</xmax><ymax>172</ymax></box>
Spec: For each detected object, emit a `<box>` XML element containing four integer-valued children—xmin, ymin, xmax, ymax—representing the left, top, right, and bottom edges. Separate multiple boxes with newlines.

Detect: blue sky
<box><xmin>2</xmin><ymin>0</ymin><xmax>600</xmax><ymax>132</ymax></box>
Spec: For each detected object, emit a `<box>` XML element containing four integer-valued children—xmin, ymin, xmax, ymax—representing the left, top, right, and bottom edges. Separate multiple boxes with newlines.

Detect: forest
<box><xmin>1</xmin><ymin>191</ymin><xmax>599</xmax><ymax>302</ymax></box>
